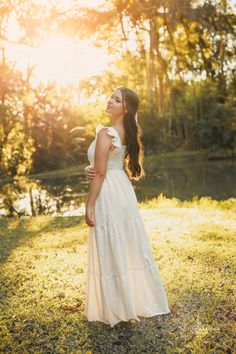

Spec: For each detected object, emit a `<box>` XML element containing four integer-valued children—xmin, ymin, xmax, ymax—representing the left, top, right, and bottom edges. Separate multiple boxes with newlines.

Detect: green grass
<box><xmin>0</xmin><ymin>196</ymin><xmax>235</xmax><ymax>353</ymax></box>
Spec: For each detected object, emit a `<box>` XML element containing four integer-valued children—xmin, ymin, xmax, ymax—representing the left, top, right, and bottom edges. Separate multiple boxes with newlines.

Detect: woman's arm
<box><xmin>85</xmin><ymin>128</ymin><xmax>111</xmax><ymax>226</ymax></box>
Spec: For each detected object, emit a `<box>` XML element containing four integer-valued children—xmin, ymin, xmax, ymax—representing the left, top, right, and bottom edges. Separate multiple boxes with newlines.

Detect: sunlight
<box><xmin>1</xmin><ymin>0</ymin><xmax>136</xmax><ymax>87</ymax></box>
<box><xmin>34</xmin><ymin>37</ymin><xmax>77</xmax><ymax>84</ymax></box>
<box><xmin>33</xmin><ymin>0</ymin><xmax>106</xmax><ymax>10</ymax></box>
<box><xmin>4</xmin><ymin>35</ymin><xmax>112</xmax><ymax>86</ymax></box>
<box><xmin>35</xmin><ymin>36</ymin><xmax>111</xmax><ymax>85</ymax></box>
<box><xmin>2</xmin><ymin>1</ymin><xmax>112</xmax><ymax>86</ymax></box>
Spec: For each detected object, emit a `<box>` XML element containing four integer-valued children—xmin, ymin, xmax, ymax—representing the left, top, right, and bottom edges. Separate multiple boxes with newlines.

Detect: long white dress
<box><xmin>85</xmin><ymin>124</ymin><xmax>170</xmax><ymax>327</ymax></box>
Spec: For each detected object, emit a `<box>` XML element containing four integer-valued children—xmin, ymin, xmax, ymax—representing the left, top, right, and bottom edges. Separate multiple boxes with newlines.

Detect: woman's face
<box><xmin>106</xmin><ymin>89</ymin><xmax>128</xmax><ymax>116</ymax></box>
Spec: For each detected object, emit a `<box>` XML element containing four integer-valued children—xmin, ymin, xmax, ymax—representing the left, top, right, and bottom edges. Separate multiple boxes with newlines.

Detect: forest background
<box><xmin>0</xmin><ymin>0</ymin><xmax>235</xmax><ymax>216</ymax></box>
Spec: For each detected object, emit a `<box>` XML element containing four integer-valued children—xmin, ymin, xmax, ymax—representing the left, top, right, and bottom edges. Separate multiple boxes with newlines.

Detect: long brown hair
<box><xmin>117</xmin><ymin>87</ymin><xmax>145</xmax><ymax>181</ymax></box>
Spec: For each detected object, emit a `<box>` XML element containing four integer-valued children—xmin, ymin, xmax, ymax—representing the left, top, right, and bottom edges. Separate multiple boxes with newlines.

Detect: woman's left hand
<box><xmin>85</xmin><ymin>205</ymin><xmax>95</xmax><ymax>227</ymax></box>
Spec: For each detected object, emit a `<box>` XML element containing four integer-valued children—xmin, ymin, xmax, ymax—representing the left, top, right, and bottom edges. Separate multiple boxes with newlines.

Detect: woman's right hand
<box><xmin>84</xmin><ymin>165</ymin><xmax>96</xmax><ymax>181</ymax></box>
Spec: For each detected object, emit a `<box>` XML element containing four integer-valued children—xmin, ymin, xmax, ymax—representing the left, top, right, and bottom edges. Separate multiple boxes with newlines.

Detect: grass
<box><xmin>0</xmin><ymin>195</ymin><xmax>235</xmax><ymax>353</ymax></box>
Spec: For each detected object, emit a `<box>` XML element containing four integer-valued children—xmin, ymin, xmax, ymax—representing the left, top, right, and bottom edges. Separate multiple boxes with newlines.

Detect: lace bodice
<box><xmin>87</xmin><ymin>124</ymin><xmax>127</xmax><ymax>170</ymax></box>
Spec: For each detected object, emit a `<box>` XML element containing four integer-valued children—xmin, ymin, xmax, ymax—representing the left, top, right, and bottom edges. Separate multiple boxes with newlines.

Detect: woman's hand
<box><xmin>85</xmin><ymin>204</ymin><xmax>95</xmax><ymax>227</ymax></box>
<box><xmin>84</xmin><ymin>165</ymin><xmax>96</xmax><ymax>181</ymax></box>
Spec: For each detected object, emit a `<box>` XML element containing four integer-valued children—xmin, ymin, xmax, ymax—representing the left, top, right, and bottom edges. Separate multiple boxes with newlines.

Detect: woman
<box><xmin>84</xmin><ymin>87</ymin><xmax>170</xmax><ymax>327</ymax></box>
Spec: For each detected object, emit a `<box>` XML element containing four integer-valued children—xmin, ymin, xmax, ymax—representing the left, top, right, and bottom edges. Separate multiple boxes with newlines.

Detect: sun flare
<box><xmin>35</xmin><ymin>35</ymin><xmax>115</xmax><ymax>85</ymax></box>
<box><xmin>3</xmin><ymin>35</ymin><xmax>112</xmax><ymax>86</ymax></box>
<box><xmin>1</xmin><ymin>0</ymin><xmax>136</xmax><ymax>86</ymax></box>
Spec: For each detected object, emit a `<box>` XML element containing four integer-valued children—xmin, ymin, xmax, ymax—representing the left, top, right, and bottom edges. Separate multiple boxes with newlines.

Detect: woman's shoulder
<box><xmin>95</xmin><ymin>123</ymin><xmax>107</xmax><ymax>134</ymax></box>
<box><xmin>95</xmin><ymin>124</ymin><xmax>121</xmax><ymax>148</ymax></box>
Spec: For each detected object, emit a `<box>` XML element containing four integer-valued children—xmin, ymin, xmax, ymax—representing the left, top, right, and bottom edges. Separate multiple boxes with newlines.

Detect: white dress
<box><xmin>85</xmin><ymin>124</ymin><xmax>170</xmax><ymax>327</ymax></box>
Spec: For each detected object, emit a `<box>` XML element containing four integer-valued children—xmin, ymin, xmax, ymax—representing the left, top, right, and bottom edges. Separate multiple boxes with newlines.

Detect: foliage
<box><xmin>1</xmin><ymin>122</ymin><xmax>35</xmax><ymax>176</ymax></box>
<box><xmin>0</xmin><ymin>0</ymin><xmax>235</xmax><ymax>176</ymax></box>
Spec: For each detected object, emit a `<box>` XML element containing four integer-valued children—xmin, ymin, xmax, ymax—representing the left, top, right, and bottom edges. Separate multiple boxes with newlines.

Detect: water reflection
<box><xmin>0</xmin><ymin>159</ymin><xmax>236</xmax><ymax>217</ymax></box>
<box><xmin>0</xmin><ymin>176</ymin><xmax>87</xmax><ymax>217</ymax></box>
<box><xmin>134</xmin><ymin>159</ymin><xmax>236</xmax><ymax>201</ymax></box>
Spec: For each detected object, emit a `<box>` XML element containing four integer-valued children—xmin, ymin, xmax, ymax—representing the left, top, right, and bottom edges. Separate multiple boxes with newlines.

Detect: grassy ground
<box><xmin>0</xmin><ymin>195</ymin><xmax>235</xmax><ymax>353</ymax></box>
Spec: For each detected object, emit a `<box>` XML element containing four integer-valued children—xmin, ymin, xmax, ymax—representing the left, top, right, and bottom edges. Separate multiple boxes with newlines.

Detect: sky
<box><xmin>1</xmin><ymin>0</ymin><xmax>113</xmax><ymax>86</ymax></box>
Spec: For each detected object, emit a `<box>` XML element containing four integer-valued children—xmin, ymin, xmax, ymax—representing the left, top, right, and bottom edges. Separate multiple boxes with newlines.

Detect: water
<box><xmin>0</xmin><ymin>159</ymin><xmax>235</xmax><ymax>217</ymax></box>
<box><xmin>134</xmin><ymin>159</ymin><xmax>236</xmax><ymax>201</ymax></box>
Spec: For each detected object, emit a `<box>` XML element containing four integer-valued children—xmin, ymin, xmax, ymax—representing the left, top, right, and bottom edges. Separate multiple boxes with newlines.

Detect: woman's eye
<box><xmin>110</xmin><ymin>94</ymin><xmax>120</xmax><ymax>103</ymax></box>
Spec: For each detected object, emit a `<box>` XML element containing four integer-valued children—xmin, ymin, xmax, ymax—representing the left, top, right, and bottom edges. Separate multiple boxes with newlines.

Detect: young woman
<box><xmin>84</xmin><ymin>87</ymin><xmax>170</xmax><ymax>327</ymax></box>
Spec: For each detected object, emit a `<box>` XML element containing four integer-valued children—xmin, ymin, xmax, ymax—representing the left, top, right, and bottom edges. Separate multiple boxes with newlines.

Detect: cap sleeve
<box><xmin>95</xmin><ymin>124</ymin><xmax>121</xmax><ymax>150</ymax></box>
<box><xmin>106</xmin><ymin>127</ymin><xmax>121</xmax><ymax>148</ymax></box>
<box><xmin>95</xmin><ymin>123</ymin><xmax>105</xmax><ymax>134</ymax></box>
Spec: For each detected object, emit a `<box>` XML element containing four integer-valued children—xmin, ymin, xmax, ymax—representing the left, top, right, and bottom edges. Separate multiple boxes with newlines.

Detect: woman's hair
<box><xmin>117</xmin><ymin>86</ymin><xmax>145</xmax><ymax>181</ymax></box>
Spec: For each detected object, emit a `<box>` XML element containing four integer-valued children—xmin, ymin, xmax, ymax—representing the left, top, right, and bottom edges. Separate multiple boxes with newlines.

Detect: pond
<box><xmin>0</xmin><ymin>158</ymin><xmax>236</xmax><ymax>217</ymax></box>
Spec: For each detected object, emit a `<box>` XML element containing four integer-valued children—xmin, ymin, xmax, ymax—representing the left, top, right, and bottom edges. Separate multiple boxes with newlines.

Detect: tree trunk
<box><xmin>147</xmin><ymin>18</ymin><xmax>155</xmax><ymax>114</ymax></box>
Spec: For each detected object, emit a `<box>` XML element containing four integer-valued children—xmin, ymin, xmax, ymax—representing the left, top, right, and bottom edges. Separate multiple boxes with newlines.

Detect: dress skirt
<box><xmin>84</xmin><ymin>168</ymin><xmax>170</xmax><ymax>327</ymax></box>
